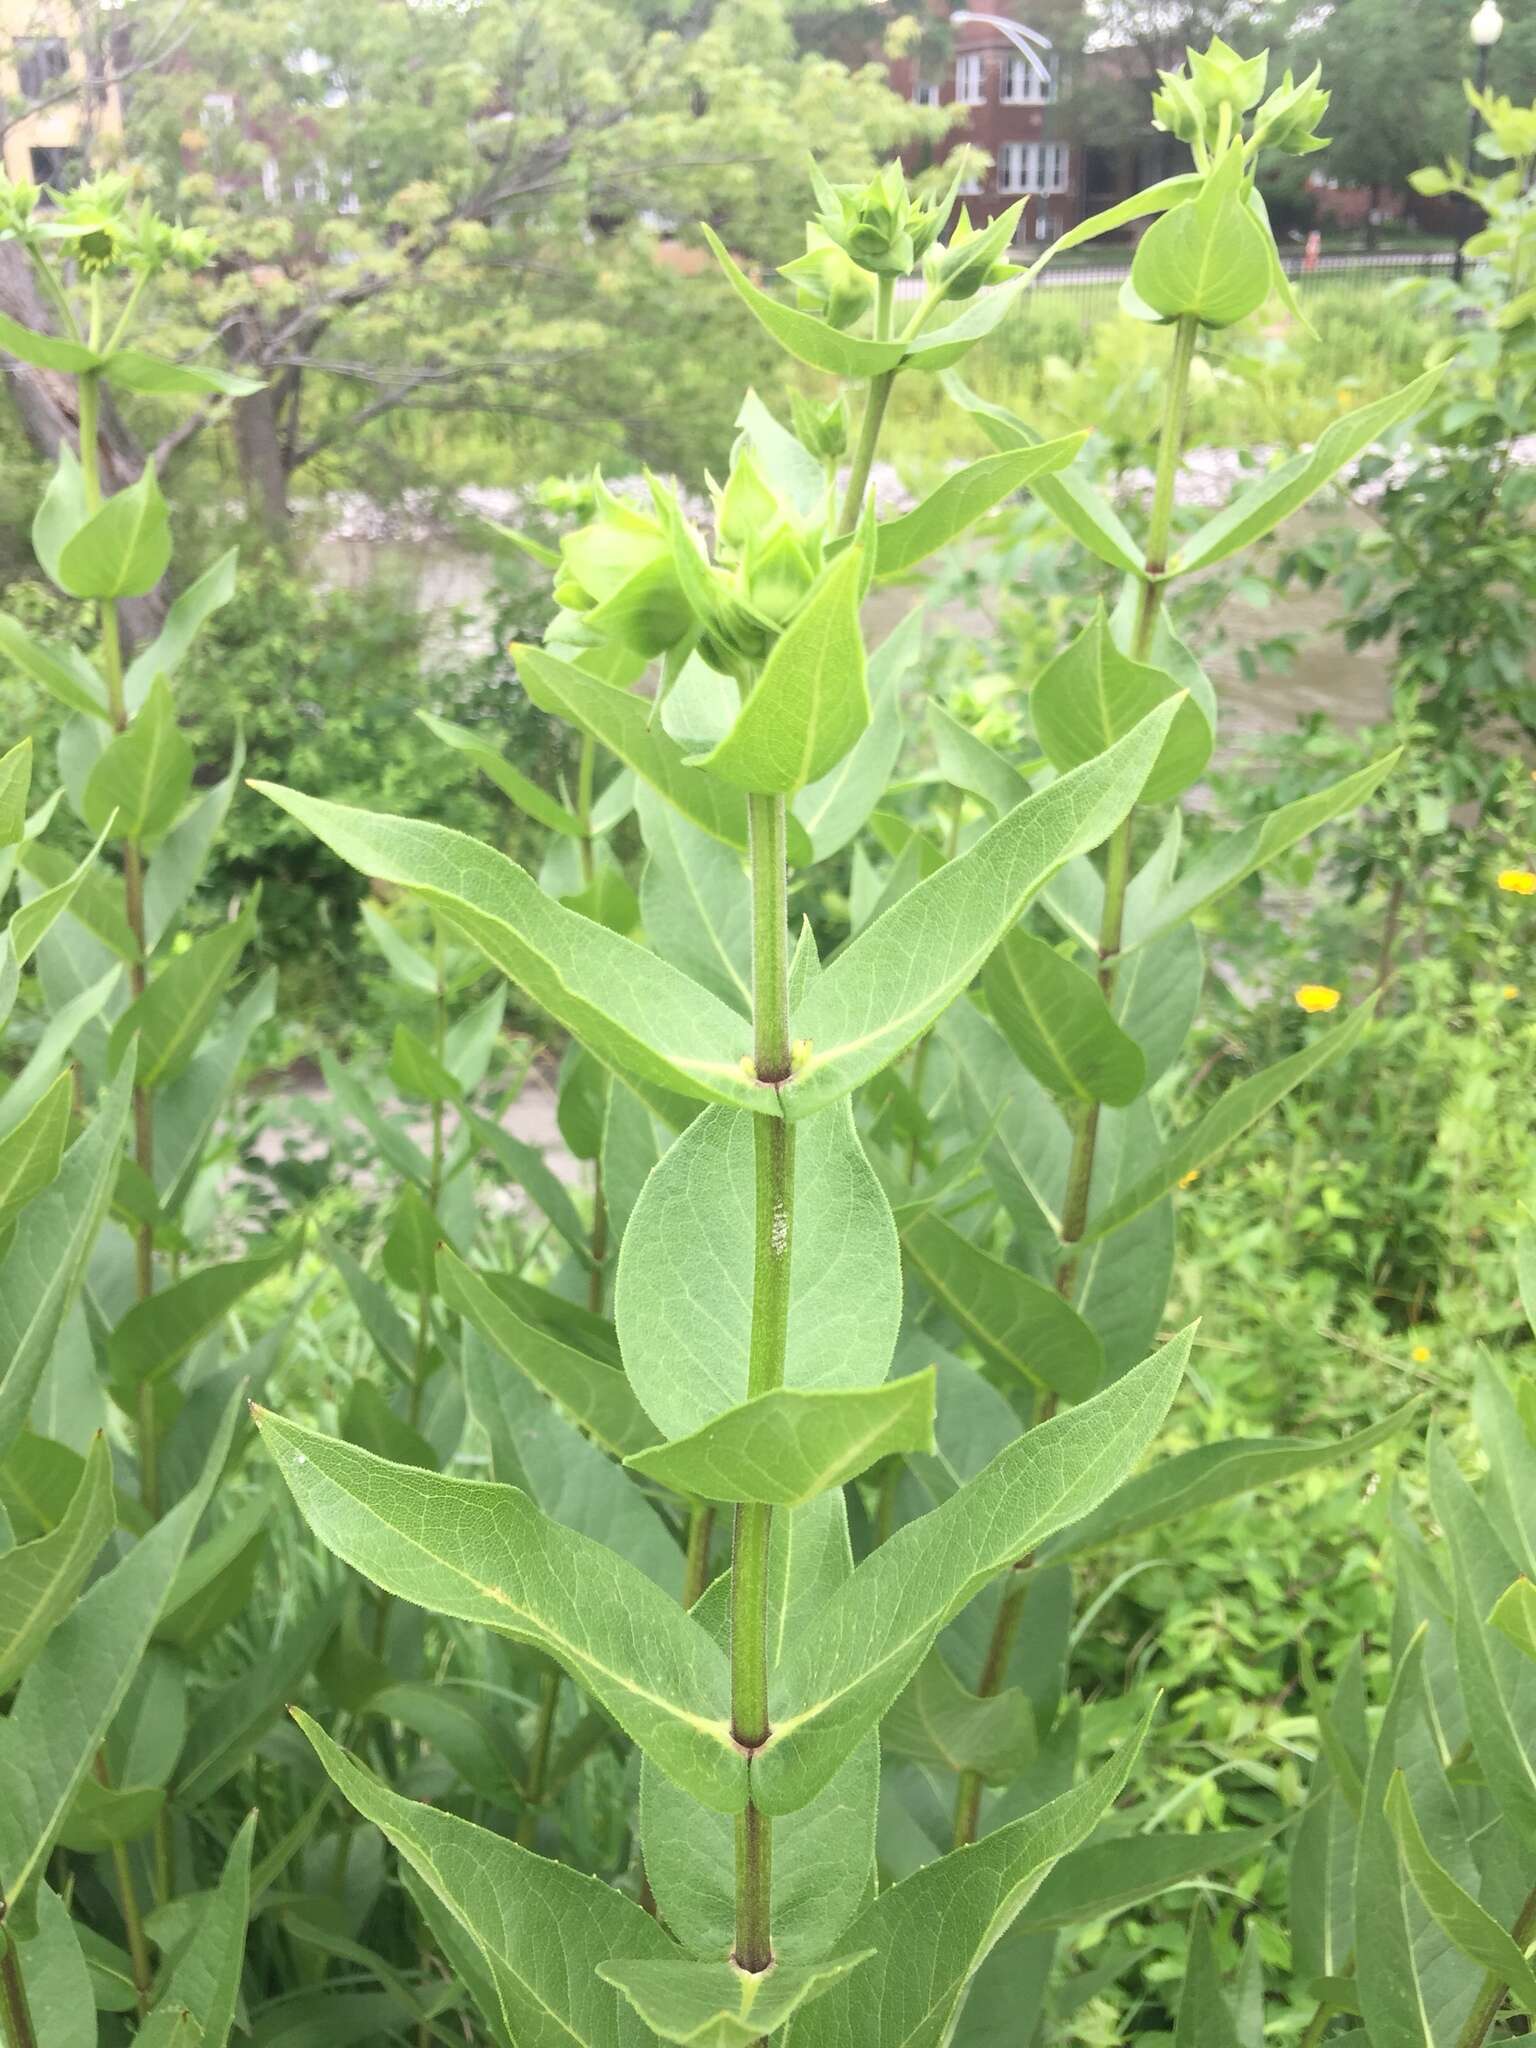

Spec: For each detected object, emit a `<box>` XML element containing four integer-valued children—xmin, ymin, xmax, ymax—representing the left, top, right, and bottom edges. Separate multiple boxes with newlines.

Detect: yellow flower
<box><xmin>1336</xmin><ymin>387</ymin><xmax>1355</xmax><ymax>409</ymax></box>
<box><xmin>1498</xmin><ymin>868</ymin><xmax>1536</xmax><ymax>895</ymax></box>
<box><xmin>1411</xmin><ymin>1344</ymin><xmax>1430</xmax><ymax>1364</ymax></box>
<box><xmin>1294</xmin><ymin>983</ymin><xmax>1341</xmax><ymax>1013</ymax></box>
<box><xmin>1178</xmin><ymin>1168</ymin><xmax>1200</xmax><ymax>1188</ymax></box>
<box><xmin>1504</xmin><ymin>984</ymin><xmax>1520</xmax><ymax>1001</ymax></box>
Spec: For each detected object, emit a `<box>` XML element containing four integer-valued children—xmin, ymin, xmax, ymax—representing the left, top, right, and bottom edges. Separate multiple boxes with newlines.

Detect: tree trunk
<box><xmin>231</xmin><ymin>381</ymin><xmax>291</xmax><ymax>535</ymax></box>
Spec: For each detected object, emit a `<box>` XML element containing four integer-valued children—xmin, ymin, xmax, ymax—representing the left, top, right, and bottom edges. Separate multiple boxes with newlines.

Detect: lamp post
<box><xmin>1453</xmin><ymin>0</ymin><xmax>1504</xmax><ymax>281</ymax></box>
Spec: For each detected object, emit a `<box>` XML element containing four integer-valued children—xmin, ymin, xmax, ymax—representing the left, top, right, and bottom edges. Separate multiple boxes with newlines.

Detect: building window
<box><xmin>912</xmin><ymin>81</ymin><xmax>940</xmax><ymax>108</ymax></box>
<box><xmin>29</xmin><ymin>144</ymin><xmax>81</xmax><ymax>191</ymax></box>
<box><xmin>999</xmin><ymin>143</ymin><xmax>1070</xmax><ymax>196</ymax></box>
<box><xmin>954</xmin><ymin>53</ymin><xmax>985</xmax><ymax>105</ymax></box>
<box><xmin>1001</xmin><ymin>55</ymin><xmax>1054</xmax><ymax>104</ymax></box>
<box><xmin>1042</xmin><ymin>142</ymin><xmax>1069</xmax><ymax>194</ymax></box>
<box><xmin>15</xmin><ymin>35</ymin><xmax>69</xmax><ymax>100</ymax></box>
<box><xmin>957</xmin><ymin>169</ymin><xmax>985</xmax><ymax>197</ymax></box>
<box><xmin>998</xmin><ymin>142</ymin><xmax>1028</xmax><ymax>194</ymax></box>
<box><xmin>202</xmin><ymin>91</ymin><xmax>236</xmax><ymax>126</ymax></box>
<box><xmin>261</xmin><ymin>157</ymin><xmax>282</xmax><ymax>205</ymax></box>
<box><xmin>1034</xmin><ymin>212</ymin><xmax>1058</xmax><ymax>242</ymax></box>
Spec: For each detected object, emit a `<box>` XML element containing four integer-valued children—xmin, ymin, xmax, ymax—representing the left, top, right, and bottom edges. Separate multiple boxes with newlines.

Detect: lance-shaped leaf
<box><xmin>108</xmin><ymin>1244</ymin><xmax>289</xmax><ymax>1397</ymax></box>
<box><xmin>1083</xmin><ymin>998</ymin><xmax>1378</xmax><ymax>1238</ymax></box>
<box><xmin>1429</xmin><ymin>1431</ymin><xmax>1536</xmax><ymax>1850</ymax></box>
<box><xmin>902</xmin><ymin>1211</ymin><xmax>1103</xmax><ymax>1403</ymax></box>
<box><xmin>793</xmin><ymin>605</ymin><xmax>918</xmax><ymax>863</ymax></box>
<box><xmin>0</xmin><ymin>310</ymin><xmax>102</xmax><ymax>373</ymax></box>
<box><xmin>899</xmin><ymin>277</ymin><xmax>1029</xmax><ymax>373</ymax></box>
<box><xmin>441</xmin><ymin>1251</ymin><xmax>658</xmax><ymax>1459</ymax></box>
<box><xmin>133</xmin><ymin>1811</ymin><xmax>256</xmax><ymax>2048</ymax></box>
<box><xmin>81</xmin><ymin>676</ymin><xmax>194</xmax><ymax>846</ymax></box>
<box><xmin>515</xmin><ymin>643</ymin><xmax>811</xmax><ymax>865</ymax></box>
<box><xmin>1017</xmin><ymin>1827</ymin><xmax>1273</xmax><ymax>1931</ymax></box>
<box><xmin>0</xmin><ymin>1056</ymin><xmax>133</xmax><ymax>1464</ymax></box>
<box><xmin>252</xmin><ymin>785</ymin><xmax>768</xmax><ymax>1118</ymax></box>
<box><xmin>55</xmin><ymin>460</ymin><xmax>172</xmax><ymax>600</ymax></box>
<box><xmin>0</xmin><ymin>612</ymin><xmax>107</xmax><ymax>722</ymax></box>
<box><xmin>0</xmin><ymin>1069</ymin><xmax>73</xmax><ymax>1233</ymax></box>
<box><xmin>1026</xmin><ymin>174</ymin><xmax>1205</xmax><ymax>275</ymax></box>
<box><xmin>1042</xmin><ymin>1400</ymin><xmax>1418</xmax><ymax>1560</ymax></box>
<box><xmin>1385</xmin><ymin>1772</ymin><xmax>1536</xmax><ymax>2015</ymax></box>
<box><xmin>869</xmin><ymin>438</ymin><xmax>1087</xmax><ymax>581</ymax></box>
<box><xmin>121</xmin><ymin>547</ymin><xmax>239</xmax><ymax>710</ymax></box>
<box><xmin>982</xmin><ymin>928</ymin><xmax>1146</xmax><ymax>1107</ymax></box>
<box><xmin>701</xmin><ymin>224</ymin><xmax>907</xmax><ymax>379</ymax></box>
<box><xmin>938</xmin><ymin>373</ymin><xmax>1145</xmax><ymax>575</ymax></box>
<box><xmin>780</xmin><ymin>701</ymin><xmax>1179</xmax><ymax>1118</ymax></box>
<box><xmin>108</xmin><ymin>893</ymin><xmax>258</xmax><ymax>1088</ymax></box>
<box><xmin>257</xmin><ymin>1413</ymin><xmax>745</xmax><ymax>1810</ymax></box>
<box><xmin>1491</xmin><ymin>1579</ymin><xmax>1536</xmax><ymax>1664</ymax></box>
<box><xmin>598</xmin><ymin>1954</ymin><xmax>871</xmax><ymax>2048</ymax></box>
<box><xmin>1176</xmin><ymin>368</ymin><xmax>1444</xmax><ymax>575</ymax></box>
<box><xmin>144</xmin><ymin>734</ymin><xmax>247</xmax><ymax>949</ymax></box>
<box><xmin>417</xmin><ymin>708</ymin><xmax>582</xmax><ymax>837</ymax></box>
<box><xmin>790</xmin><ymin>1699</ymin><xmax>1156</xmax><ymax>2048</ymax></box>
<box><xmin>1123</xmin><ymin>752</ymin><xmax>1400</xmax><ymax>953</ymax></box>
<box><xmin>637</xmin><ymin>784</ymin><xmax>752</xmax><ymax>1015</ymax></box>
<box><xmin>1031</xmin><ymin>605</ymin><xmax>1213</xmax><ymax>807</ymax></box>
<box><xmin>882</xmin><ymin>1650</ymin><xmax>1036</xmax><ymax>1784</ymax></box>
<box><xmin>615</xmin><ymin>1101</ymin><xmax>902</xmax><ymax>1438</ymax></box>
<box><xmin>0</xmin><ymin>737</ymin><xmax>31</xmax><ymax>842</ymax></box>
<box><xmin>0</xmin><ymin>1433</ymin><xmax>114</xmax><ymax>1692</ymax></box>
<box><xmin>0</xmin><ymin>1395</ymin><xmax>237</xmax><ymax>1909</ymax></box>
<box><xmin>697</xmin><ymin>546</ymin><xmax>868</xmax><ymax>794</ymax></box>
<box><xmin>104</xmin><ymin>352</ymin><xmax>263</xmax><ymax>399</ymax></box>
<box><xmin>1173</xmin><ymin>1904</ymin><xmax>1244</xmax><ymax>2048</ymax></box>
<box><xmin>1355</xmin><ymin>1629</ymin><xmax>1483</xmax><ymax>2046</ymax></box>
<box><xmin>626</xmin><ymin>1372</ymin><xmax>935</xmax><ymax>1506</ymax></box>
<box><xmin>11</xmin><ymin>1883</ymin><xmax>96</xmax><ymax>2048</ymax></box>
<box><xmin>754</xmin><ymin>1328</ymin><xmax>1190</xmax><ymax>1813</ymax></box>
<box><xmin>299</xmin><ymin>1711</ymin><xmax>678</xmax><ymax>2043</ymax></box>
<box><xmin>9</xmin><ymin>820</ymin><xmax>117</xmax><ymax>967</ymax></box>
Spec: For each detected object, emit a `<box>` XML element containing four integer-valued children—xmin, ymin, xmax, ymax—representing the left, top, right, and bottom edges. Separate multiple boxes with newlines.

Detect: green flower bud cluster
<box><xmin>805</xmin><ymin>159</ymin><xmax>954</xmax><ymax>280</ymax></box>
<box><xmin>779</xmin><ymin>227</ymin><xmax>874</xmax><ymax>332</ymax></box>
<box><xmin>0</xmin><ymin>170</ymin><xmax>213</xmax><ymax>273</ymax></box>
<box><xmin>1153</xmin><ymin>37</ymin><xmax>1328</xmax><ymax>162</ymax></box>
<box><xmin>924</xmin><ymin>201</ymin><xmax>1024</xmax><ymax>302</ymax></box>
<box><xmin>789</xmin><ymin>391</ymin><xmax>849</xmax><ymax>464</ymax></box>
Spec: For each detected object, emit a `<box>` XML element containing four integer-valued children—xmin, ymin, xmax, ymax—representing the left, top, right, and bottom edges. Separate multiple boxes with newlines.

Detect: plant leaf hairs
<box><xmin>1</xmin><ymin>171</ymin><xmax>268</xmax><ymax>2048</ymax></box>
<box><xmin>252</xmin><ymin>47</ymin><xmax>1431</xmax><ymax>2046</ymax></box>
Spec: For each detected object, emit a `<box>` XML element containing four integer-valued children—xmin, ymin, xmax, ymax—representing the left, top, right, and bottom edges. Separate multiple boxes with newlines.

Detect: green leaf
<box><xmin>598</xmin><ymin>1954</ymin><xmax>870</xmax><ymax>2048</ymax></box>
<box><xmin>1490</xmin><ymin>1579</ymin><xmax>1536</xmax><ymax>1664</ymax></box>
<box><xmin>1518</xmin><ymin>1219</ymin><xmax>1536</xmax><ymax>1335</ymax></box>
<box><xmin>781</xmin><ymin>702</ymin><xmax>1179</xmax><ymax>1118</ymax></box>
<box><xmin>0</xmin><ymin>1394</ymin><xmax>236</xmax><ymax>1910</ymax></box>
<box><xmin>515</xmin><ymin>644</ymin><xmax>811</xmax><ymax>866</ymax></box>
<box><xmin>0</xmin><ymin>1434</ymin><xmax>114</xmax><ymax>1692</ymax></box>
<box><xmin>9</xmin><ymin>821</ymin><xmax>117</xmax><ymax>967</ymax></box>
<box><xmin>0</xmin><ymin>612</ymin><xmax>107</xmax><ymax>722</ymax></box>
<box><xmin>1083</xmin><ymin>998</ymin><xmax>1378</xmax><ymax>1238</ymax></box>
<box><xmin>257</xmin><ymin>1414</ymin><xmax>744</xmax><ymax>1810</ymax></box>
<box><xmin>1031</xmin><ymin>605</ymin><xmax>1211</xmax><ymax>807</ymax></box>
<box><xmin>121</xmin><ymin>548</ymin><xmax>239</xmax><ymax>712</ymax></box>
<box><xmin>57</xmin><ymin>1776</ymin><xmax>163</xmax><ymax>1852</ymax></box>
<box><xmin>1025</xmin><ymin>174</ymin><xmax>1204</xmax><ymax>273</ymax></box>
<box><xmin>81</xmin><ymin>676</ymin><xmax>194</xmax><ymax>846</ymax></box>
<box><xmin>360</xmin><ymin>901</ymin><xmax>438</xmax><ymax>994</ymax></box>
<box><xmin>1176</xmin><ymin>369</ymin><xmax>1444</xmax><ymax>575</ymax></box>
<box><xmin>440</xmin><ymin>1251</ymin><xmax>659</xmax><ymax>1459</ymax></box>
<box><xmin>134</xmin><ymin>1812</ymin><xmax>256</xmax><ymax>2048</ymax></box>
<box><xmin>0</xmin><ymin>1057</ymin><xmax>133</xmax><ymax>1464</ymax></box>
<box><xmin>754</xmin><ymin>1328</ymin><xmax>1190</xmax><ymax>1812</ymax></box>
<box><xmin>982</xmin><ymin>929</ymin><xmax>1146</xmax><ymax>1107</ymax></box>
<box><xmin>1385</xmin><ymin>1772</ymin><xmax>1536</xmax><ymax>2015</ymax></box>
<box><xmin>625</xmin><ymin>1373</ymin><xmax>935</xmax><ymax>1505</ymax></box>
<box><xmin>735</xmin><ymin>388</ymin><xmax>826</xmax><ymax>519</ymax></box>
<box><xmin>789</xmin><ymin>1699</ymin><xmax>1156</xmax><ymax>2048</ymax></box>
<box><xmin>1016</xmin><ymin>1827</ymin><xmax>1273</xmax><ymax>1931</ymax></box>
<box><xmin>615</xmin><ymin>1100</ymin><xmax>901</xmax><ymax>1437</ymax></box>
<box><xmin>637</xmin><ymin>784</ymin><xmax>752</xmax><ymax>1015</ymax></box>
<box><xmin>103</xmin><ymin>350</ymin><xmax>263</xmax><ymax>399</ymax></box>
<box><xmin>1174</xmin><ymin>1903</ymin><xmax>1243</xmax><ymax>2048</ymax></box>
<box><xmin>793</xmin><ymin>605</ymin><xmax>917</xmax><ymax>863</ymax></box>
<box><xmin>466</xmin><ymin>1110</ymin><xmax>594</xmax><ymax>1266</ymax></box>
<box><xmin>11</xmin><ymin>1883</ymin><xmax>97</xmax><ymax>2048</ymax></box>
<box><xmin>871</xmin><ymin>439</ymin><xmax>1087</xmax><ymax>580</ymax></box>
<box><xmin>144</xmin><ymin>735</ymin><xmax>246</xmax><ymax>949</ymax></box>
<box><xmin>253</xmin><ymin>784</ymin><xmax>767</xmax><ymax>1119</ymax></box>
<box><xmin>939</xmin><ymin>374</ymin><xmax>1145</xmax><ymax>576</ymax></box>
<box><xmin>56</xmin><ymin>461</ymin><xmax>172</xmax><ymax>600</ymax></box>
<box><xmin>1125</xmin><ymin>752</ymin><xmax>1400</xmax><ymax>952</ymax></box>
<box><xmin>298</xmin><ymin>1710</ymin><xmax>679</xmax><ymax>2044</ymax></box>
<box><xmin>109</xmin><ymin>892</ymin><xmax>257</xmax><ymax>1088</ymax></box>
<box><xmin>0</xmin><ymin>738</ymin><xmax>32</xmax><ymax>845</ymax></box>
<box><xmin>31</xmin><ymin>447</ymin><xmax>89</xmax><ymax>591</ymax></box>
<box><xmin>899</xmin><ymin>277</ymin><xmax>1029</xmax><ymax>372</ymax></box>
<box><xmin>901</xmin><ymin>1211</ymin><xmax>1104</xmax><ymax>1402</ymax></box>
<box><xmin>0</xmin><ymin>311</ymin><xmax>101</xmax><ymax>373</ymax></box>
<box><xmin>155</xmin><ymin>1488</ymin><xmax>273</xmax><ymax>1649</ymax></box>
<box><xmin>107</xmin><ymin>1244</ymin><xmax>288</xmax><ymax>1396</ymax></box>
<box><xmin>701</xmin><ymin>224</ymin><xmax>906</xmax><ymax>378</ymax></box>
<box><xmin>0</xmin><ymin>1070</ymin><xmax>73</xmax><ymax>1234</ymax></box>
<box><xmin>882</xmin><ymin>1650</ymin><xmax>1036</xmax><ymax>1784</ymax></box>
<box><xmin>176</xmin><ymin>1594</ymin><xmax>340</xmax><ymax>1806</ymax></box>
<box><xmin>1043</xmin><ymin>1401</ymin><xmax>1419</xmax><ymax>1560</ymax></box>
<box><xmin>1130</xmin><ymin>150</ymin><xmax>1272</xmax><ymax>328</ymax></box>
<box><xmin>388</xmin><ymin>1022</ymin><xmax>461</xmax><ymax>1103</ymax></box>
<box><xmin>417</xmin><ymin>709</ymin><xmax>582</xmax><ymax>837</ymax></box>
<box><xmin>697</xmin><ymin>546</ymin><xmax>869</xmax><ymax>794</ymax></box>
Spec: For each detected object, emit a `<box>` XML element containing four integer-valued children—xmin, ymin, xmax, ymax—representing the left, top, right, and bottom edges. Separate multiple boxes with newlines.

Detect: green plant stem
<box><xmin>682</xmin><ymin>1503</ymin><xmax>716</xmax><ymax>1608</ymax></box>
<box><xmin>837</xmin><ymin>369</ymin><xmax>894</xmax><ymax>538</ymax></box>
<box><xmin>97</xmin><ymin>1763</ymin><xmax>152</xmax><ymax>2017</ymax></box>
<box><xmin>574</xmin><ymin>734</ymin><xmax>608</xmax><ymax>1311</ymax></box>
<box><xmin>0</xmin><ymin>1936</ymin><xmax>38</xmax><ymax>2048</ymax></box>
<box><xmin>951</xmin><ymin>1568</ymin><xmax>1031</xmax><ymax>1847</ymax></box>
<box><xmin>1453</xmin><ymin>1882</ymin><xmax>1536</xmax><ymax>2048</ymax></box>
<box><xmin>1297</xmin><ymin>2001</ymin><xmax>1338</xmax><ymax>2048</ymax></box>
<box><xmin>408</xmin><ymin>926</ymin><xmax>449</xmax><ymax>1433</ymax></box>
<box><xmin>517</xmin><ymin>1668</ymin><xmax>563</xmax><ymax>1849</ymax></box>
<box><xmin>730</xmin><ymin>793</ymin><xmax>795</xmax><ymax>1975</ymax></box>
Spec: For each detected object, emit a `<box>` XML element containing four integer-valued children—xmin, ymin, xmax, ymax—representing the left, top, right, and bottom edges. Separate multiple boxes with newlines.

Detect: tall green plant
<box><xmin>246</xmin><ymin>46</ymin><xmax>1444</xmax><ymax>2047</ymax></box>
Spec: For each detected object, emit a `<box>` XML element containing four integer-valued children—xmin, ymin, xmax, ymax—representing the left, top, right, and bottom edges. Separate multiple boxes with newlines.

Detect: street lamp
<box><xmin>1453</xmin><ymin>1</ymin><xmax>1504</xmax><ymax>282</ymax></box>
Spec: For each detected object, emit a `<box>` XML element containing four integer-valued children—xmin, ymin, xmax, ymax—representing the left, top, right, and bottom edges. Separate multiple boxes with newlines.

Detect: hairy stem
<box><xmin>96</xmin><ymin>1753</ymin><xmax>153</xmax><ymax>2017</ymax></box>
<box><xmin>835</xmin><ymin>274</ymin><xmax>897</xmax><ymax>536</ymax></box>
<box><xmin>0</xmin><ymin>1936</ymin><xmax>38</xmax><ymax>2048</ymax></box>
<box><xmin>952</xmin><ymin>1569</ymin><xmax>1031</xmax><ymax>1846</ymax></box>
<box><xmin>682</xmin><ymin>1503</ymin><xmax>716</xmax><ymax>1609</ymax></box>
<box><xmin>731</xmin><ymin>793</ymin><xmax>795</xmax><ymax>1974</ymax></box>
<box><xmin>1453</xmin><ymin>1881</ymin><xmax>1536</xmax><ymax>2048</ymax></box>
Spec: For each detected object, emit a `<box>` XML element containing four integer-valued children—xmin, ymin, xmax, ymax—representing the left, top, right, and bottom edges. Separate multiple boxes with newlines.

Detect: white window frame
<box><xmin>1000</xmin><ymin>143</ymin><xmax>1070</xmax><ymax>197</ymax></box>
<box><xmin>1042</xmin><ymin>143</ymin><xmax>1069</xmax><ymax>194</ymax></box>
<box><xmin>912</xmin><ymin>81</ymin><xmax>940</xmax><ymax>107</ymax></box>
<box><xmin>998</xmin><ymin>142</ymin><xmax>1028</xmax><ymax>194</ymax></box>
<box><xmin>954</xmin><ymin>53</ymin><xmax>985</xmax><ymax>106</ymax></box>
<box><xmin>1000</xmin><ymin>56</ymin><xmax>1054</xmax><ymax>105</ymax></box>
